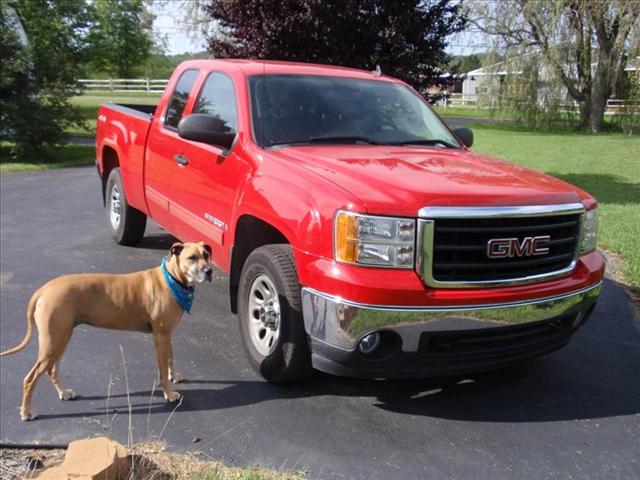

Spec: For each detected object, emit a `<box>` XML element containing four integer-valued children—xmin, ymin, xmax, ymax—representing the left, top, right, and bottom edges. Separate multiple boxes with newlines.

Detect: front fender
<box><xmin>230</xmin><ymin>158</ymin><xmax>365</xmax><ymax>272</ymax></box>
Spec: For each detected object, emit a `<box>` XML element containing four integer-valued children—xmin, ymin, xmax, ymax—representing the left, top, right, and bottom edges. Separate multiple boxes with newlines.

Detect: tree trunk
<box><xmin>579</xmin><ymin>100</ymin><xmax>591</xmax><ymax>129</ymax></box>
<box><xmin>588</xmin><ymin>53</ymin><xmax>612</xmax><ymax>133</ymax></box>
<box><xmin>588</xmin><ymin>91</ymin><xmax>607</xmax><ymax>133</ymax></box>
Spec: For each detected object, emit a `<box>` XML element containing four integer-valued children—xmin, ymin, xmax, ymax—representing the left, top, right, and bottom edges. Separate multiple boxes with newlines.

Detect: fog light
<box><xmin>358</xmin><ymin>332</ymin><xmax>381</xmax><ymax>354</ymax></box>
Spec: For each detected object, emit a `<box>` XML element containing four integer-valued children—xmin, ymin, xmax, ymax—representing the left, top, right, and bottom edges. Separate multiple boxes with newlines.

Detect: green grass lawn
<box><xmin>0</xmin><ymin>143</ymin><xmax>95</xmax><ymax>173</ymax></box>
<box><xmin>434</xmin><ymin>106</ymin><xmax>634</xmax><ymax>134</ymax></box>
<box><xmin>471</xmin><ymin>123</ymin><xmax>640</xmax><ymax>290</ymax></box>
<box><xmin>67</xmin><ymin>94</ymin><xmax>160</xmax><ymax>137</ymax></box>
<box><xmin>434</xmin><ymin>105</ymin><xmax>506</xmax><ymax>119</ymax></box>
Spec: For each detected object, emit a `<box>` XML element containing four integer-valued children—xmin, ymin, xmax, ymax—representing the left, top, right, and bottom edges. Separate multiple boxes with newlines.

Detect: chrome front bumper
<box><xmin>301</xmin><ymin>282</ymin><xmax>601</xmax><ymax>352</ymax></box>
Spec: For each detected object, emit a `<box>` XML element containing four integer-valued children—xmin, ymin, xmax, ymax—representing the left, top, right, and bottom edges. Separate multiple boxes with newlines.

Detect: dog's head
<box><xmin>169</xmin><ymin>242</ymin><xmax>213</xmax><ymax>285</ymax></box>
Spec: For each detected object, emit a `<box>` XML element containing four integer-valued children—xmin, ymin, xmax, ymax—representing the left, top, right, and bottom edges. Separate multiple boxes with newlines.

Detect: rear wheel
<box><xmin>238</xmin><ymin>244</ymin><xmax>312</xmax><ymax>382</ymax></box>
<box><xmin>106</xmin><ymin>168</ymin><xmax>146</xmax><ymax>245</ymax></box>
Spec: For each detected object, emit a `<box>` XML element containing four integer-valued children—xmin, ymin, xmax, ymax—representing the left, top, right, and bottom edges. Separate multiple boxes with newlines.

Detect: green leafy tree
<box><xmin>0</xmin><ymin>0</ymin><xmax>89</xmax><ymax>158</ymax></box>
<box><xmin>87</xmin><ymin>0</ymin><xmax>154</xmax><ymax>78</ymax></box>
<box><xmin>451</xmin><ymin>54</ymin><xmax>482</xmax><ymax>73</ymax></box>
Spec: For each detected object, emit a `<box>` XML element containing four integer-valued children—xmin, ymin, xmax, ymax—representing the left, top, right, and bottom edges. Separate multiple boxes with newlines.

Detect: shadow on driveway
<box><xmin>35</xmin><ymin>276</ymin><xmax>640</xmax><ymax>425</ymax></box>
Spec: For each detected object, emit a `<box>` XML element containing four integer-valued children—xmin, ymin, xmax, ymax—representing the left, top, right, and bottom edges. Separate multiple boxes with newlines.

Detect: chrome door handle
<box><xmin>174</xmin><ymin>154</ymin><xmax>189</xmax><ymax>166</ymax></box>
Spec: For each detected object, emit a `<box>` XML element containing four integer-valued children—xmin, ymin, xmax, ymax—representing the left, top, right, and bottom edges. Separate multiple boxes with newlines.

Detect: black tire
<box><xmin>238</xmin><ymin>244</ymin><xmax>312</xmax><ymax>383</ymax></box>
<box><xmin>106</xmin><ymin>168</ymin><xmax>146</xmax><ymax>245</ymax></box>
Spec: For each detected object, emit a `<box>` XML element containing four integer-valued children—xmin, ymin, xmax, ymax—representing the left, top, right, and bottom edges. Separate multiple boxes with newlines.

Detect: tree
<box><xmin>1</xmin><ymin>0</ymin><xmax>89</xmax><ymax>157</ymax></box>
<box><xmin>203</xmin><ymin>0</ymin><xmax>466</xmax><ymax>93</ymax></box>
<box><xmin>472</xmin><ymin>0</ymin><xmax>640</xmax><ymax>132</ymax></box>
<box><xmin>87</xmin><ymin>0</ymin><xmax>154</xmax><ymax>78</ymax></box>
<box><xmin>451</xmin><ymin>54</ymin><xmax>482</xmax><ymax>73</ymax></box>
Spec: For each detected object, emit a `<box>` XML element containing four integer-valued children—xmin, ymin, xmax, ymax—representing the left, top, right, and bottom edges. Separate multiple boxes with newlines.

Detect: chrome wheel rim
<box><xmin>247</xmin><ymin>274</ymin><xmax>281</xmax><ymax>356</ymax></box>
<box><xmin>109</xmin><ymin>184</ymin><xmax>121</xmax><ymax>229</ymax></box>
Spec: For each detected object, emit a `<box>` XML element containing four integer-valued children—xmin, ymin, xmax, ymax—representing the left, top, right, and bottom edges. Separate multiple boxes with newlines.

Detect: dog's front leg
<box><xmin>153</xmin><ymin>333</ymin><xmax>181</xmax><ymax>402</ymax></box>
<box><xmin>167</xmin><ymin>337</ymin><xmax>183</xmax><ymax>384</ymax></box>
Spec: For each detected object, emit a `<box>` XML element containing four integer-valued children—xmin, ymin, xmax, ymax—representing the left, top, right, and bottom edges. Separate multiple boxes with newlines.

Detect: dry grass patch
<box><xmin>0</xmin><ymin>442</ymin><xmax>304</xmax><ymax>480</ymax></box>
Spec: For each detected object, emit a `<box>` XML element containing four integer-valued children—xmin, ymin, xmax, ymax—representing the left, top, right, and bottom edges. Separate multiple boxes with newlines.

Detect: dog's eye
<box><xmin>203</xmin><ymin>252</ymin><xmax>209</xmax><ymax>260</ymax></box>
<box><xmin>188</xmin><ymin>255</ymin><xmax>197</xmax><ymax>261</ymax></box>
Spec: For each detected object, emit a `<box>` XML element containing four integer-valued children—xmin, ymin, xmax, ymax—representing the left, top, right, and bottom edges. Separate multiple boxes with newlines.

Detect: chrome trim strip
<box><xmin>301</xmin><ymin>282</ymin><xmax>601</xmax><ymax>351</ymax></box>
<box><xmin>418</xmin><ymin>203</ymin><xmax>585</xmax><ymax>218</ymax></box>
<box><xmin>303</xmin><ymin>282</ymin><xmax>601</xmax><ymax>312</ymax></box>
<box><xmin>417</xmin><ymin>204</ymin><xmax>585</xmax><ymax>288</ymax></box>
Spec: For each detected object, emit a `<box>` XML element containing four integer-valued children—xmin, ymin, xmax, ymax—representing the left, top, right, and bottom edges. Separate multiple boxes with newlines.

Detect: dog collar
<box><xmin>161</xmin><ymin>257</ymin><xmax>194</xmax><ymax>313</ymax></box>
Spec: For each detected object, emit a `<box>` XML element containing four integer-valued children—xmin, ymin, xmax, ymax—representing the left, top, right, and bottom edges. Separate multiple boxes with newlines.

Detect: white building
<box><xmin>460</xmin><ymin>57</ymin><xmax>639</xmax><ymax>105</ymax></box>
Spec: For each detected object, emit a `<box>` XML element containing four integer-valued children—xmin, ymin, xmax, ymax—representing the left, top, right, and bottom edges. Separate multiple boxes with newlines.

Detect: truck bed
<box><xmin>104</xmin><ymin>103</ymin><xmax>157</xmax><ymax>118</ymax></box>
<box><xmin>96</xmin><ymin>102</ymin><xmax>158</xmax><ymax>213</ymax></box>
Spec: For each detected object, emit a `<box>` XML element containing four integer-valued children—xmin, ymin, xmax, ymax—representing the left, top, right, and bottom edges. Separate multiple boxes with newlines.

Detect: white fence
<box><xmin>78</xmin><ymin>78</ymin><xmax>168</xmax><ymax>94</ymax></box>
<box><xmin>439</xmin><ymin>93</ymin><xmax>639</xmax><ymax>114</ymax></box>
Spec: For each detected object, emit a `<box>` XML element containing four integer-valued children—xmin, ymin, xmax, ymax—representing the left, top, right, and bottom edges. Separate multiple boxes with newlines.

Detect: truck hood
<box><xmin>271</xmin><ymin>145</ymin><xmax>588</xmax><ymax>215</ymax></box>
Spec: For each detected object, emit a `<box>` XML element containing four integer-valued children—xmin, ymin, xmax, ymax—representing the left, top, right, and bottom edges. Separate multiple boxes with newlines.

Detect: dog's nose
<box><xmin>205</xmin><ymin>267</ymin><xmax>213</xmax><ymax>281</ymax></box>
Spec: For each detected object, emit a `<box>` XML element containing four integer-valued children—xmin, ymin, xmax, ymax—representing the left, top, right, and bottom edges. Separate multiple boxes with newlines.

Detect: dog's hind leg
<box><xmin>21</xmin><ymin>305</ymin><xmax>73</xmax><ymax>421</ymax></box>
<box><xmin>47</xmin><ymin>362</ymin><xmax>76</xmax><ymax>401</ymax></box>
<box><xmin>21</xmin><ymin>357</ymin><xmax>53</xmax><ymax>421</ymax></box>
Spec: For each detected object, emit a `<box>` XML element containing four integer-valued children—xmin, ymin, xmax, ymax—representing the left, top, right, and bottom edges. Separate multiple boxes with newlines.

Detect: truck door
<box><xmin>167</xmin><ymin>71</ymin><xmax>243</xmax><ymax>270</ymax></box>
<box><xmin>144</xmin><ymin>68</ymin><xmax>200</xmax><ymax>233</ymax></box>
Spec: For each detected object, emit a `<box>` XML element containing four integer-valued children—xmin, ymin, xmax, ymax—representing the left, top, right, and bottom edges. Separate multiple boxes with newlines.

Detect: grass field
<box><xmin>434</xmin><ymin>105</ymin><xmax>504</xmax><ymax>119</ymax></box>
<box><xmin>0</xmin><ymin>143</ymin><xmax>95</xmax><ymax>173</ymax></box>
<box><xmin>67</xmin><ymin>94</ymin><xmax>160</xmax><ymax>137</ymax></box>
<box><xmin>470</xmin><ymin>123</ymin><xmax>640</xmax><ymax>291</ymax></box>
<box><xmin>433</xmin><ymin>106</ymin><xmax>635</xmax><ymax>134</ymax></box>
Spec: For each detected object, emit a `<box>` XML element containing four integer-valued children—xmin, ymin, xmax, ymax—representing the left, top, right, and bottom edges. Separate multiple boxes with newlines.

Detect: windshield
<box><xmin>248</xmin><ymin>74</ymin><xmax>461</xmax><ymax>148</ymax></box>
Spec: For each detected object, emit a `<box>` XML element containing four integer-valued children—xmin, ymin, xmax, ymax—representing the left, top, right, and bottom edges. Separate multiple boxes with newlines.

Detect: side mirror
<box><xmin>453</xmin><ymin>127</ymin><xmax>473</xmax><ymax>148</ymax></box>
<box><xmin>177</xmin><ymin>114</ymin><xmax>237</xmax><ymax>151</ymax></box>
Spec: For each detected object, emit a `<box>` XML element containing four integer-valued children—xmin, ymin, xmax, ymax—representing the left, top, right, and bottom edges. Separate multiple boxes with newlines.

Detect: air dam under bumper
<box><xmin>301</xmin><ymin>283</ymin><xmax>601</xmax><ymax>378</ymax></box>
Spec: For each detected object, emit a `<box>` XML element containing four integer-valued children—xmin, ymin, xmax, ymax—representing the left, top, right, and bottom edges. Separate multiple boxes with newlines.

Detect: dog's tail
<box><xmin>0</xmin><ymin>291</ymin><xmax>39</xmax><ymax>357</ymax></box>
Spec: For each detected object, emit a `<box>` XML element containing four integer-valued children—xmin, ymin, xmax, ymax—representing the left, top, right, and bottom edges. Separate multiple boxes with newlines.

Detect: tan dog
<box><xmin>0</xmin><ymin>242</ymin><xmax>213</xmax><ymax>421</ymax></box>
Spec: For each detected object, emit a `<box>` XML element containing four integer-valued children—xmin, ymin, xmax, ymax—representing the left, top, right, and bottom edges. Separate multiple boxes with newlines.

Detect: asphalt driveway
<box><xmin>1</xmin><ymin>167</ymin><xmax>639</xmax><ymax>480</ymax></box>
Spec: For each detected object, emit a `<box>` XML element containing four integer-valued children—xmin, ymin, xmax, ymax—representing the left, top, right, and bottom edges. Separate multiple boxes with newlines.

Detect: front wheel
<box><xmin>238</xmin><ymin>245</ymin><xmax>312</xmax><ymax>382</ymax></box>
<box><xmin>106</xmin><ymin>168</ymin><xmax>146</xmax><ymax>245</ymax></box>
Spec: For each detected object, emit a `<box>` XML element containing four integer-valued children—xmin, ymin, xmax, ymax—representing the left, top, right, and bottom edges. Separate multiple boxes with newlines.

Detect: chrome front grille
<box><xmin>417</xmin><ymin>204</ymin><xmax>585</xmax><ymax>288</ymax></box>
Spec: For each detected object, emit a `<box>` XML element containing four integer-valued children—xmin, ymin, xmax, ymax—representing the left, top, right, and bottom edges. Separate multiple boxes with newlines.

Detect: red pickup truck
<box><xmin>96</xmin><ymin>60</ymin><xmax>604</xmax><ymax>381</ymax></box>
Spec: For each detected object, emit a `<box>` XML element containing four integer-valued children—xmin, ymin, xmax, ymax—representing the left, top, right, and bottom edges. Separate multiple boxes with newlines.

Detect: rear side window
<box><xmin>165</xmin><ymin>69</ymin><xmax>199</xmax><ymax>128</ymax></box>
<box><xmin>194</xmin><ymin>72</ymin><xmax>238</xmax><ymax>133</ymax></box>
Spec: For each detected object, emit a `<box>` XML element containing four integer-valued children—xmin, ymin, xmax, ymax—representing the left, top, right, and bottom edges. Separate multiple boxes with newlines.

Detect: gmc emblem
<box><xmin>487</xmin><ymin>236</ymin><xmax>550</xmax><ymax>258</ymax></box>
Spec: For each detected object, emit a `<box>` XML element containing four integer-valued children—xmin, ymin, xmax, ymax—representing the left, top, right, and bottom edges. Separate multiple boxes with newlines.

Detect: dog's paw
<box><xmin>20</xmin><ymin>410</ymin><xmax>37</xmax><ymax>422</ymax></box>
<box><xmin>163</xmin><ymin>390</ymin><xmax>182</xmax><ymax>402</ymax></box>
<box><xmin>59</xmin><ymin>389</ymin><xmax>76</xmax><ymax>401</ymax></box>
<box><xmin>169</xmin><ymin>372</ymin><xmax>184</xmax><ymax>384</ymax></box>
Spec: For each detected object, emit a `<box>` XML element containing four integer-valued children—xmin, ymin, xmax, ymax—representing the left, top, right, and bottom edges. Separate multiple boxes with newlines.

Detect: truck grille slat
<box><xmin>427</xmin><ymin>212</ymin><xmax>582</xmax><ymax>284</ymax></box>
<box><xmin>436</xmin><ymin>220</ymin><xmax>578</xmax><ymax>234</ymax></box>
<box><xmin>434</xmin><ymin>252</ymin><xmax>574</xmax><ymax>270</ymax></box>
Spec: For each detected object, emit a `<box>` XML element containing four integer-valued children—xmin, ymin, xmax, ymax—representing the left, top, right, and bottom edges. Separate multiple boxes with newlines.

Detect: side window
<box><xmin>165</xmin><ymin>69</ymin><xmax>199</xmax><ymax>128</ymax></box>
<box><xmin>194</xmin><ymin>72</ymin><xmax>238</xmax><ymax>133</ymax></box>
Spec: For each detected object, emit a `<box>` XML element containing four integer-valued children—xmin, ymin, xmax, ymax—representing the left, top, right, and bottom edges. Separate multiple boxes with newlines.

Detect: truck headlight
<box><xmin>580</xmin><ymin>208</ymin><xmax>598</xmax><ymax>254</ymax></box>
<box><xmin>334</xmin><ymin>211</ymin><xmax>415</xmax><ymax>268</ymax></box>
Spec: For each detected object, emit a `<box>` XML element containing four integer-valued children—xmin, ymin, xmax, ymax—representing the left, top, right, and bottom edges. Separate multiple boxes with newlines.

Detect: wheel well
<box><xmin>229</xmin><ymin>215</ymin><xmax>289</xmax><ymax>313</ymax></box>
<box><xmin>101</xmin><ymin>147</ymin><xmax>119</xmax><ymax>206</ymax></box>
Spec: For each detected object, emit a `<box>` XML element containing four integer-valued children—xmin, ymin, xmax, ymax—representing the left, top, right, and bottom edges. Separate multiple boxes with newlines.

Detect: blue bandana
<box><xmin>161</xmin><ymin>256</ymin><xmax>194</xmax><ymax>313</ymax></box>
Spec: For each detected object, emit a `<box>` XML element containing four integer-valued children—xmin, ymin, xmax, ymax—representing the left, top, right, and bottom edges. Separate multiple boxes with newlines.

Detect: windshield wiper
<box><xmin>390</xmin><ymin>139</ymin><xmax>460</xmax><ymax>149</ymax></box>
<box><xmin>268</xmin><ymin>135</ymin><xmax>381</xmax><ymax>147</ymax></box>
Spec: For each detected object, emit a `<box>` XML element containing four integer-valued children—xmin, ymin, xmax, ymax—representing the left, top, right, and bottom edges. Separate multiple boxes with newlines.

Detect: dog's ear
<box><xmin>200</xmin><ymin>242</ymin><xmax>212</xmax><ymax>257</ymax></box>
<box><xmin>170</xmin><ymin>242</ymin><xmax>184</xmax><ymax>257</ymax></box>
